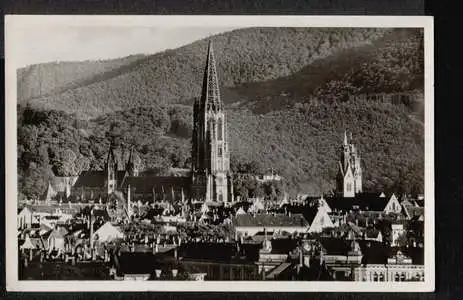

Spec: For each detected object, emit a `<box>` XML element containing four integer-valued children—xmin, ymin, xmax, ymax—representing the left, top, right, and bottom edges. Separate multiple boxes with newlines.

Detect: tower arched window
<box><xmin>218</xmin><ymin>146</ymin><xmax>223</xmax><ymax>157</ymax></box>
<box><xmin>346</xmin><ymin>183</ymin><xmax>352</xmax><ymax>192</ymax></box>
<box><xmin>218</xmin><ymin>119</ymin><xmax>223</xmax><ymax>140</ymax></box>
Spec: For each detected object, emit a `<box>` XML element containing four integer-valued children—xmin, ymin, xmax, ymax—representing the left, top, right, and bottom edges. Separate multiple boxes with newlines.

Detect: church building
<box><xmin>67</xmin><ymin>40</ymin><xmax>234</xmax><ymax>210</ymax></box>
<box><xmin>191</xmin><ymin>40</ymin><xmax>233</xmax><ymax>204</ymax></box>
<box><xmin>336</xmin><ymin>131</ymin><xmax>363</xmax><ymax>198</ymax></box>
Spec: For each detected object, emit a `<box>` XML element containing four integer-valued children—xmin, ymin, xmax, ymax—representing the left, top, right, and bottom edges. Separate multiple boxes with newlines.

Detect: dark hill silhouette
<box><xmin>18</xmin><ymin>27</ymin><xmax>389</xmax><ymax>118</ymax></box>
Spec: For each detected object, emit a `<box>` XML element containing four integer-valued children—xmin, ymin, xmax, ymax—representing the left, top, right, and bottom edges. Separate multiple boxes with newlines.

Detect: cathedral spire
<box><xmin>126</xmin><ymin>146</ymin><xmax>138</xmax><ymax>176</ymax></box>
<box><xmin>201</xmin><ymin>40</ymin><xmax>222</xmax><ymax>112</ymax></box>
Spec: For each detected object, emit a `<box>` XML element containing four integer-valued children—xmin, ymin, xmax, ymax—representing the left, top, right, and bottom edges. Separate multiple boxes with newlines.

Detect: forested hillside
<box><xmin>18</xmin><ymin>100</ymin><xmax>423</xmax><ymax>199</ymax></box>
<box><xmin>16</xmin><ymin>27</ymin><xmax>425</xmax><ymax>200</ymax></box>
<box><xmin>19</xmin><ymin>28</ymin><xmax>388</xmax><ymax>118</ymax></box>
<box><xmin>18</xmin><ymin>54</ymin><xmax>148</xmax><ymax>102</ymax></box>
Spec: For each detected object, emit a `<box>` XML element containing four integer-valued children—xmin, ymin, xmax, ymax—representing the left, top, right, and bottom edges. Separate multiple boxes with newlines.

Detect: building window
<box><xmin>218</xmin><ymin>146</ymin><xmax>223</xmax><ymax>157</ymax></box>
<box><xmin>346</xmin><ymin>183</ymin><xmax>352</xmax><ymax>192</ymax></box>
<box><xmin>400</xmin><ymin>273</ymin><xmax>406</xmax><ymax>281</ymax></box>
<box><xmin>394</xmin><ymin>273</ymin><xmax>400</xmax><ymax>281</ymax></box>
<box><xmin>379</xmin><ymin>273</ymin><xmax>385</xmax><ymax>281</ymax></box>
<box><xmin>373</xmin><ymin>272</ymin><xmax>378</xmax><ymax>282</ymax></box>
<box><xmin>218</xmin><ymin>120</ymin><xmax>223</xmax><ymax>140</ymax></box>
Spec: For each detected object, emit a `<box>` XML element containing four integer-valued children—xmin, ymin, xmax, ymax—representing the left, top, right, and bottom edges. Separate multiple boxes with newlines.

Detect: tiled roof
<box><xmin>117</xmin><ymin>252</ymin><xmax>167</xmax><ymax>275</ymax></box>
<box><xmin>403</xmin><ymin>205</ymin><xmax>424</xmax><ymax>219</ymax></box>
<box><xmin>233</xmin><ymin>213</ymin><xmax>309</xmax><ymax>228</ymax></box>
<box><xmin>319</xmin><ymin>237</ymin><xmax>353</xmax><ymax>256</ymax></box>
<box><xmin>358</xmin><ymin>242</ymin><xmax>424</xmax><ymax>265</ymax></box>
<box><xmin>178</xmin><ymin>242</ymin><xmax>238</xmax><ymax>262</ymax></box>
<box><xmin>73</xmin><ymin>171</ymin><xmax>106</xmax><ymax>188</ymax></box>
<box><xmin>121</xmin><ymin>176</ymin><xmax>190</xmax><ymax>194</ymax></box>
<box><xmin>269</xmin><ymin>238</ymin><xmax>299</xmax><ymax>255</ymax></box>
<box><xmin>358</xmin><ymin>240</ymin><xmax>389</xmax><ymax>264</ymax></box>
<box><xmin>325</xmin><ymin>197</ymin><xmax>361</xmax><ymax>212</ymax></box>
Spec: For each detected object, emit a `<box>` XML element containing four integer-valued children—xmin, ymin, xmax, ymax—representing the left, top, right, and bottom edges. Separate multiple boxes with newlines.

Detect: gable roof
<box><xmin>403</xmin><ymin>204</ymin><xmax>424</xmax><ymax>219</ymax></box>
<box><xmin>358</xmin><ymin>240</ymin><xmax>389</xmax><ymax>264</ymax></box>
<box><xmin>121</xmin><ymin>176</ymin><xmax>190</xmax><ymax>194</ymax></box>
<box><xmin>178</xmin><ymin>242</ymin><xmax>238</xmax><ymax>262</ymax></box>
<box><xmin>319</xmin><ymin>237</ymin><xmax>353</xmax><ymax>256</ymax></box>
<box><xmin>74</xmin><ymin>171</ymin><xmax>106</xmax><ymax>188</ymax></box>
<box><xmin>117</xmin><ymin>252</ymin><xmax>165</xmax><ymax>275</ymax></box>
<box><xmin>233</xmin><ymin>213</ymin><xmax>309</xmax><ymax>228</ymax></box>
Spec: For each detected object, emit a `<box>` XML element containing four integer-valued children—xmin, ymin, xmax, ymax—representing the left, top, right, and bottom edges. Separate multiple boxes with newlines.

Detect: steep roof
<box><xmin>178</xmin><ymin>242</ymin><xmax>239</xmax><ymax>262</ymax></box>
<box><xmin>403</xmin><ymin>205</ymin><xmax>424</xmax><ymax>219</ymax></box>
<box><xmin>269</xmin><ymin>238</ymin><xmax>299</xmax><ymax>254</ymax></box>
<box><xmin>319</xmin><ymin>237</ymin><xmax>353</xmax><ymax>256</ymax></box>
<box><xmin>233</xmin><ymin>213</ymin><xmax>309</xmax><ymax>228</ymax></box>
<box><xmin>117</xmin><ymin>252</ymin><xmax>167</xmax><ymax>275</ymax></box>
<box><xmin>201</xmin><ymin>40</ymin><xmax>222</xmax><ymax>111</ymax></box>
<box><xmin>121</xmin><ymin>176</ymin><xmax>190</xmax><ymax>194</ymax></box>
<box><xmin>358</xmin><ymin>240</ymin><xmax>389</xmax><ymax>264</ymax></box>
<box><xmin>74</xmin><ymin>171</ymin><xmax>106</xmax><ymax>188</ymax></box>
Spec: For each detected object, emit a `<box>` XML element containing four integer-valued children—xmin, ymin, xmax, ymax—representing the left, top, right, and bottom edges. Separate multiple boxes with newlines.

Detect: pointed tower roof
<box><xmin>105</xmin><ymin>145</ymin><xmax>117</xmax><ymax>169</ymax></box>
<box><xmin>126</xmin><ymin>146</ymin><xmax>135</xmax><ymax>169</ymax></box>
<box><xmin>201</xmin><ymin>40</ymin><xmax>222</xmax><ymax>112</ymax></box>
<box><xmin>343</xmin><ymin>130</ymin><xmax>349</xmax><ymax>146</ymax></box>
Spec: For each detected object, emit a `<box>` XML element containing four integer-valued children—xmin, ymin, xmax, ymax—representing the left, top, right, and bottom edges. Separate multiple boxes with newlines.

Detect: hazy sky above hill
<box><xmin>10</xmin><ymin>26</ymin><xmax>238</xmax><ymax>68</ymax></box>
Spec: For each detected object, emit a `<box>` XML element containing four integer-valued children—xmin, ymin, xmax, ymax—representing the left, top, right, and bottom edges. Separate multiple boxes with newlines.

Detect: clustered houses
<box><xmin>18</xmin><ymin>41</ymin><xmax>425</xmax><ymax>282</ymax></box>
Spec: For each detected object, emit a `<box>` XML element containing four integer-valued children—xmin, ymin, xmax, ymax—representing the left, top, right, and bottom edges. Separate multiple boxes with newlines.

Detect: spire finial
<box><xmin>201</xmin><ymin>39</ymin><xmax>221</xmax><ymax>112</ymax></box>
<box><xmin>344</xmin><ymin>130</ymin><xmax>348</xmax><ymax>146</ymax></box>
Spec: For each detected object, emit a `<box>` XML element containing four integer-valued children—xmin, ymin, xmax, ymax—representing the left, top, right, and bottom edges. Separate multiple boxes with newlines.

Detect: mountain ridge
<box><xmin>19</xmin><ymin>27</ymin><xmax>391</xmax><ymax>118</ymax></box>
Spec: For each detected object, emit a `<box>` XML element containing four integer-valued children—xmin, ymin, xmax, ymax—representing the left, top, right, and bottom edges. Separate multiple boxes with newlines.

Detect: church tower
<box><xmin>105</xmin><ymin>146</ymin><xmax>118</xmax><ymax>195</ymax></box>
<box><xmin>336</xmin><ymin>131</ymin><xmax>362</xmax><ymax>197</ymax></box>
<box><xmin>191</xmin><ymin>41</ymin><xmax>232</xmax><ymax>203</ymax></box>
<box><xmin>126</xmin><ymin>146</ymin><xmax>139</xmax><ymax>177</ymax></box>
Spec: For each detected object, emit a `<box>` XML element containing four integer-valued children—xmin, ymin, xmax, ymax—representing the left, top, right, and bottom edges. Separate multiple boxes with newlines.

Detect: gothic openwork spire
<box><xmin>201</xmin><ymin>40</ymin><xmax>222</xmax><ymax>112</ymax></box>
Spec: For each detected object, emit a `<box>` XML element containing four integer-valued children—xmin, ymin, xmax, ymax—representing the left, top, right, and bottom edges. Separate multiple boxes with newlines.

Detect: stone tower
<box><xmin>191</xmin><ymin>41</ymin><xmax>233</xmax><ymax>203</ymax></box>
<box><xmin>105</xmin><ymin>147</ymin><xmax>118</xmax><ymax>195</ymax></box>
<box><xmin>337</xmin><ymin>131</ymin><xmax>362</xmax><ymax>198</ymax></box>
<box><xmin>126</xmin><ymin>147</ymin><xmax>139</xmax><ymax>177</ymax></box>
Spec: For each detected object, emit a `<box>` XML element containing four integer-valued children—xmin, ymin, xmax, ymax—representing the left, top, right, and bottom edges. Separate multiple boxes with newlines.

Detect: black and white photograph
<box><xmin>5</xmin><ymin>16</ymin><xmax>434</xmax><ymax>292</ymax></box>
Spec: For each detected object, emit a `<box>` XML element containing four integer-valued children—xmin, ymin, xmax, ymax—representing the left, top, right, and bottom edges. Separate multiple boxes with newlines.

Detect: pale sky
<box><xmin>9</xmin><ymin>25</ymin><xmax>238</xmax><ymax>68</ymax></box>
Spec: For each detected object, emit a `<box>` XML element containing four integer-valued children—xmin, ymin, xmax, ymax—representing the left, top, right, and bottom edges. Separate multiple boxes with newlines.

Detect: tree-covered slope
<box><xmin>18</xmin><ymin>100</ymin><xmax>423</xmax><ymax>199</ymax></box>
<box><xmin>18</xmin><ymin>54</ymin><xmax>148</xmax><ymax>102</ymax></box>
<box><xmin>20</xmin><ymin>28</ymin><xmax>388</xmax><ymax>118</ymax></box>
